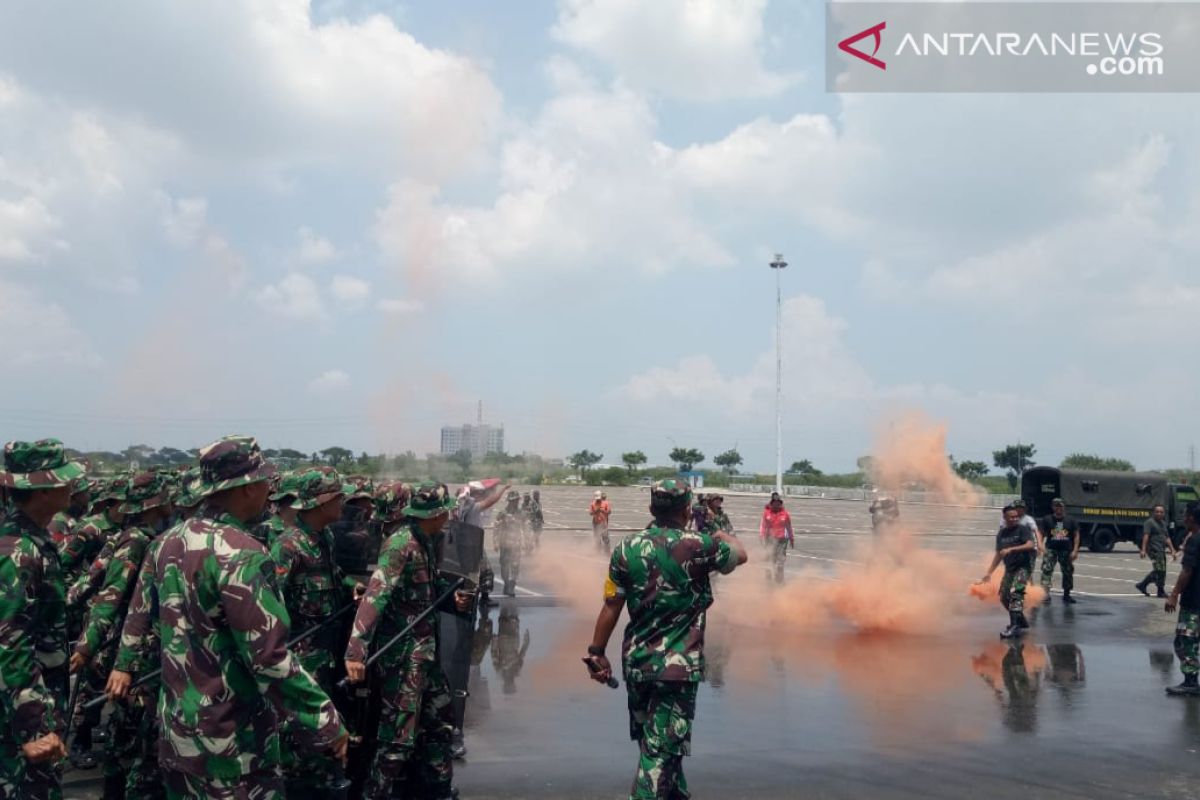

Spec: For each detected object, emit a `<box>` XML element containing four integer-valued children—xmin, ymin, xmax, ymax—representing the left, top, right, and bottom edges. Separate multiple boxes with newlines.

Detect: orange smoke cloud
<box><xmin>871</xmin><ymin>411</ymin><xmax>984</xmax><ymax>506</ymax></box>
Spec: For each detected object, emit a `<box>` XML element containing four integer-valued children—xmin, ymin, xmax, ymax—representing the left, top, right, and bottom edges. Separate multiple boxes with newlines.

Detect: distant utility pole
<box><xmin>1190</xmin><ymin>443</ymin><xmax>1195</xmax><ymax>472</ymax></box>
<box><xmin>770</xmin><ymin>253</ymin><xmax>788</xmax><ymax>495</ymax></box>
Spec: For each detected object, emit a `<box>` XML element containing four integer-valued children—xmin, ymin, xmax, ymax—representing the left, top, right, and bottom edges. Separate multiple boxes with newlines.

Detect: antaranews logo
<box><xmin>839</xmin><ymin>21</ymin><xmax>887</xmax><ymax>70</ymax></box>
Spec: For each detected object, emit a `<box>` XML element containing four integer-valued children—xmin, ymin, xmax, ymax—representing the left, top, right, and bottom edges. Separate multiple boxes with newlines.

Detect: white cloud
<box><xmin>0</xmin><ymin>1</ymin><xmax>501</xmax><ymax>180</ymax></box>
<box><xmin>297</xmin><ymin>227</ymin><xmax>337</xmax><ymax>265</ymax></box>
<box><xmin>552</xmin><ymin>0</ymin><xmax>795</xmax><ymax>101</ymax></box>
<box><xmin>160</xmin><ymin>195</ymin><xmax>247</xmax><ymax>289</ymax></box>
<box><xmin>308</xmin><ymin>369</ymin><xmax>350</xmax><ymax>394</ymax></box>
<box><xmin>377</xmin><ymin>297</ymin><xmax>424</xmax><ymax>316</ymax></box>
<box><xmin>255</xmin><ymin>273</ymin><xmax>325</xmax><ymax>321</ymax></box>
<box><xmin>0</xmin><ymin>194</ymin><xmax>62</xmax><ymax>263</ymax></box>
<box><xmin>0</xmin><ymin>278</ymin><xmax>100</xmax><ymax>367</ymax></box>
<box><xmin>330</xmin><ymin>274</ymin><xmax>370</xmax><ymax>309</ymax></box>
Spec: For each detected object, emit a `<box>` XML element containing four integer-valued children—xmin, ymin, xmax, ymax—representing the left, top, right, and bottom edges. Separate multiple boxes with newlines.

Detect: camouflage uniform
<box><xmin>111</xmin><ymin>530</ymin><xmax>167</xmax><ymax>800</ymax></box>
<box><xmin>605</xmin><ymin>480</ymin><xmax>737</xmax><ymax>800</ymax></box>
<box><xmin>146</xmin><ymin>437</ymin><xmax>345</xmax><ymax>799</ymax></box>
<box><xmin>494</xmin><ymin>495</ymin><xmax>524</xmax><ymax>597</ymax></box>
<box><xmin>59</xmin><ymin>477</ymin><xmax>129</xmax><ymax>582</ymax></box>
<box><xmin>269</xmin><ymin>467</ymin><xmax>357</xmax><ymax>793</ymax></box>
<box><xmin>528</xmin><ymin>491</ymin><xmax>544</xmax><ymax>548</ymax></box>
<box><xmin>346</xmin><ymin>482</ymin><xmax>460</xmax><ymax>800</ymax></box>
<box><xmin>0</xmin><ymin>439</ymin><xmax>84</xmax><ymax>800</ymax></box>
<box><xmin>75</xmin><ymin>472</ymin><xmax>172</xmax><ymax>799</ymax></box>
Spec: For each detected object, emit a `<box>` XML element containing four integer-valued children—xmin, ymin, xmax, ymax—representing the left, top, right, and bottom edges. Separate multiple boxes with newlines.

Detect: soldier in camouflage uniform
<box><xmin>528</xmin><ymin>490</ymin><xmax>544</xmax><ymax>549</ymax></box>
<box><xmin>0</xmin><ymin>439</ymin><xmax>85</xmax><ymax>800</ymax></box>
<box><xmin>584</xmin><ymin>479</ymin><xmax>747</xmax><ymax>800</ymax></box>
<box><xmin>48</xmin><ymin>476</ymin><xmax>90</xmax><ymax>545</ymax></box>
<box><xmin>1166</xmin><ymin>503</ymin><xmax>1200</xmax><ymax>695</ymax></box>
<box><xmin>978</xmin><ymin>505</ymin><xmax>1037</xmax><ymax>640</ymax></box>
<box><xmin>252</xmin><ymin>471</ymin><xmax>300</xmax><ymax>548</ymax></box>
<box><xmin>60</xmin><ymin>478</ymin><xmax>128</xmax><ymax>583</ymax></box>
<box><xmin>494</xmin><ymin>491</ymin><xmax>524</xmax><ymax>598</ymax></box>
<box><xmin>70</xmin><ymin>471</ymin><xmax>174</xmax><ymax>800</ymax></box>
<box><xmin>114</xmin><ymin>436</ymin><xmax>347</xmax><ymax>799</ymax></box>
<box><xmin>105</xmin><ymin>470</ymin><xmax>208</xmax><ymax>799</ymax></box>
<box><xmin>700</xmin><ymin>494</ymin><xmax>731</xmax><ymax>536</ymax></box>
<box><xmin>270</xmin><ymin>466</ymin><xmax>362</xmax><ymax>795</ymax></box>
<box><xmin>62</xmin><ymin>479</ymin><xmax>130</xmax><ymax>768</ymax></box>
<box><xmin>345</xmin><ymin>482</ymin><xmax>473</xmax><ymax>800</ymax></box>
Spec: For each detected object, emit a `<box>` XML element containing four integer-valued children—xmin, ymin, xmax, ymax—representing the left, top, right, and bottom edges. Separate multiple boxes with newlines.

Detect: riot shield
<box><xmin>439</xmin><ymin>520</ymin><xmax>487</xmax><ymax>751</ymax></box>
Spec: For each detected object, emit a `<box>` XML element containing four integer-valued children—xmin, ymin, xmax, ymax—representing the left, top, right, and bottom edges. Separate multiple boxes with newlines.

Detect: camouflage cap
<box><xmin>199</xmin><ymin>435</ymin><xmax>276</xmax><ymax>494</ymax></box>
<box><xmin>175</xmin><ymin>467</ymin><xmax>206</xmax><ymax>508</ymax></box>
<box><xmin>98</xmin><ymin>476</ymin><xmax>132</xmax><ymax>504</ymax></box>
<box><xmin>70</xmin><ymin>476</ymin><xmax>91</xmax><ymax>495</ymax></box>
<box><xmin>403</xmin><ymin>481</ymin><xmax>456</xmax><ymax>519</ymax></box>
<box><xmin>373</xmin><ymin>481</ymin><xmax>411</xmax><ymax>522</ymax></box>
<box><xmin>289</xmin><ymin>467</ymin><xmax>345</xmax><ymax>511</ymax></box>
<box><xmin>0</xmin><ymin>439</ymin><xmax>86</xmax><ymax>490</ymax></box>
<box><xmin>120</xmin><ymin>471</ymin><xmax>171</xmax><ymax>515</ymax></box>
<box><xmin>345</xmin><ymin>476</ymin><xmax>375</xmax><ymax>501</ymax></box>
<box><xmin>268</xmin><ymin>471</ymin><xmax>303</xmax><ymax>503</ymax></box>
<box><xmin>650</xmin><ymin>478</ymin><xmax>693</xmax><ymax>510</ymax></box>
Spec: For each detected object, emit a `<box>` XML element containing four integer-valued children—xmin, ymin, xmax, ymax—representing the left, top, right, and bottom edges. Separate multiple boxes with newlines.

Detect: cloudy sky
<box><xmin>1</xmin><ymin>0</ymin><xmax>1196</xmax><ymax>473</ymax></box>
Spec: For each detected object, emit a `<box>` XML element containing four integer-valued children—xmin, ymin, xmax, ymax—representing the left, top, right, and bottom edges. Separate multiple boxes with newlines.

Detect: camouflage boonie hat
<box><xmin>199</xmin><ymin>435</ymin><xmax>276</xmax><ymax>493</ymax></box>
<box><xmin>97</xmin><ymin>476</ymin><xmax>131</xmax><ymax>504</ymax></box>
<box><xmin>269</xmin><ymin>471</ymin><xmax>303</xmax><ymax>503</ymax></box>
<box><xmin>373</xmin><ymin>481</ymin><xmax>411</xmax><ymax>522</ymax></box>
<box><xmin>0</xmin><ymin>439</ymin><xmax>86</xmax><ymax>489</ymax></box>
<box><xmin>344</xmin><ymin>476</ymin><xmax>375</xmax><ymax>501</ymax></box>
<box><xmin>70</xmin><ymin>476</ymin><xmax>90</xmax><ymax>495</ymax></box>
<box><xmin>289</xmin><ymin>467</ymin><xmax>345</xmax><ymax>511</ymax></box>
<box><xmin>175</xmin><ymin>467</ymin><xmax>206</xmax><ymax>508</ymax></box>
<box><xmin>650</xmin><ymin>478</ymin><xmax>693</xmax><ymax>509</ymax></box>
<box><xmin>403</xmin><ymin>481</ymin><xmax>456</xmax><ymax>519</ymax></box>
<box><xmin>507</xmin><ymin>490</ymin><xmax>520</xmax><ymax>501</ymax></box>
<box><xmin>120</xmin><ymin>471</ymin><xmax>172</xmax><ymax>515</ymax></box>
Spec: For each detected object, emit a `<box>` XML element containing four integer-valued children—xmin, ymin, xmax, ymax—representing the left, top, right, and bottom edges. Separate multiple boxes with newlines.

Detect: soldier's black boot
<box><xmin>1158</xmin><ymin>587</ymin><xmax>1170</xmax><ymax>599</ymax></box>
<box><xmin>1166</xmin><ymin>674</ymin><xmax>1200</xmax><ymax>696</ymax></box>
<box><xmin>1017</xmin><ymin>612</ymin><xmax>1031</xmax><ymax>629</ymax></box>
<box><xmin>1062</xmin><ymin>592</ymin><xmax>1077</xmax><ymax>605</ymax></box>
<box><xmin>1136</xmin><ymin>579</ymin><xmax>1150</xmax><ymax>597</ymax></box>
<box><xmin>1000</xmin><ymin>612</ymin><xmax>1025</xmax><ymax>639</ymax></box>
<box><xmin>450</xmin><ymin>726</ymin><xmax>467</xmax><ymax>760</ymax></box>
<box><xmin>69</xmin><ymin>726</ymin><xmax>98</xmax><ymax>769</ymax></box>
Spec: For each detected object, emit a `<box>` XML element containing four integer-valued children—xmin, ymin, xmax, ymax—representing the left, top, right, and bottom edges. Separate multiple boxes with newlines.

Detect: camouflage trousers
<box><xmin>163</xmin><ymin>768</ymin><xmax>284</xmax><ymax>800</ymax></box>
<box><xmin>1000</xmin><ymin>567</ymin><xmax>1030</xmax><ymax>613</ymax></box>
<box><xmin>0</xmin><ymin>739</ymin><xmax>61</xmax><ymax>800</ymax></box>
<box><xmin>1143</xmin><ymin>550</ymin><xmax>1168</xmax><ymax>591</ymax></box>
<box><xmin>365</xmin><ymin>654</ymin><xmax>455</xmax><ymax>799</ymax></box>
<box><xmin>626</xmin><ymin>681</ymin><xmax>697</xmax><ymax>800</ymax></box>
<box><xmin>1175</xmin><ymin>609</ymin><xmax>1200</xmax><ymax>677</ymax></box>
<box><xmin>104</xmin><ymin>692</ymin><xmax>164</xmax><ymax>800</ymax></box>
<box><xmin>282</xmin><ymin>653</ymin><xmax>339</xmax><ymax>794</ymax></box>
<box><xmin>1040</xmin><ymin>549</ymin><xmax>1074</xmax><ymax>593</ymax></box>
<box><xmin>498</xmin><ymin>546</ymin><xmax>522</xmax><ymax>591</ymax></box>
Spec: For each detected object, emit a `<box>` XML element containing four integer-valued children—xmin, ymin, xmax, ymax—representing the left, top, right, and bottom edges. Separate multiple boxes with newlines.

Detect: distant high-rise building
<box><xmin>440</xmin><ymin>423</ymin><xmax>504</xmax><ymax>459</ymax></box>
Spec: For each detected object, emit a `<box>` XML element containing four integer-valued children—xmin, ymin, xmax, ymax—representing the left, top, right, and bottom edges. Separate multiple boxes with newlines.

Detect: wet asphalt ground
<box><xmin>65</xmin><ymin>486</ymin><xmax>1200</xmax><ymax>799</ymax></box>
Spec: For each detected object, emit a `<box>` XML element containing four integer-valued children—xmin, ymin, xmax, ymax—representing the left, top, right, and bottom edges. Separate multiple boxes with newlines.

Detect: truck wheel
<box><xmin>1090</xmin><ymin>527</ymin><xmax>1116</xmax><ymax>553</ymax></box>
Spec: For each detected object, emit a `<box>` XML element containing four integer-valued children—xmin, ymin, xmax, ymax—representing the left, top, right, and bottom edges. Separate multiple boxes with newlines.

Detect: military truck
<box><xmin>1021</xmin><ymin>467</ymin><xmax>1199</xmax><ymax>552</ymax></box>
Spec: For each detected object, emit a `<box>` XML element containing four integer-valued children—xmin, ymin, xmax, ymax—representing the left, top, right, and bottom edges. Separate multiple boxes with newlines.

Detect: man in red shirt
<box><xmin>590</xmin><ymin>491</ymin><xmax>612</xmax><ymax>553</ymax></box>
<box><xmin>759</xmin><ymin>492</ymin><xmax>793</xmax><ymax>584</ymax></box>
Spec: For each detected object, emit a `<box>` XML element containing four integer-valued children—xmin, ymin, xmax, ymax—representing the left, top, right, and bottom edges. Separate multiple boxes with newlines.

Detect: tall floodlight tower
<box><xmin>770</xmin><ymin>253</ymin><xmax>788</xmax><ymax>495</ymax></box>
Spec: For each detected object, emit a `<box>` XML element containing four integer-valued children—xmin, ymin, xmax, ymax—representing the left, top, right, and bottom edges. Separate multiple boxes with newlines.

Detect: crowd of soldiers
<box><xmin>0</xmin><ymin>435</ymin><xmax>484</xmax><ymax>800</ymax></box>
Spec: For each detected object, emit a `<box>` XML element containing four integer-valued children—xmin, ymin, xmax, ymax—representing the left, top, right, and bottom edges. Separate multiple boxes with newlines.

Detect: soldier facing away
<box><xmin>112</xmin><ymin>435</ymin><xmax>347</xmax><ymax>799</ymax></box>
<box><xmin>345</xmin><ymin>481</ymin><xmax>474</xmax><ymax>800</ymax></box>
<box><xmin>0</xmin><ymin>439</ymin><xmax>83</xmax><ymax>800</ymax></box>
<box><xmin>584</xmin><ymin>479</ymin><xmax>747</xmax><ymax>800</ymax></box>
<box><xmin>494</xmin><ymin>491</ymin><xmax>524</xmax><ymax>598</ymax></box>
